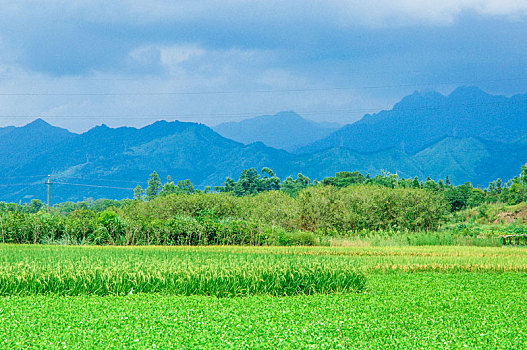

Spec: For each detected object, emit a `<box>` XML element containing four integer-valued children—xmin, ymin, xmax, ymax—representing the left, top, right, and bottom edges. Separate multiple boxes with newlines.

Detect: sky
<box><xmin>0</xmin><ymin>0</ymin><xmax>526</xmax><ymax>132</ymax></box>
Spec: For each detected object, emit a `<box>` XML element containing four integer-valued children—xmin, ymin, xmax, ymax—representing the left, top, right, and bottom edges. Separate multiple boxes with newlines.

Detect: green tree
<box><xmin>216</xmin><ymin>168</ymin><xmax>282</xmax><ymax>196</ymax></box>
<box><xmin>321</xmin><ymin>171</ymin><xmax>365</xmax><ymax>188</ymax></box>
<box><xmin>503</xmin><ymin>172</ymin><xmax>527</xmax><ymax>204</ymax></box>
<box><xmin>159</xmin><ymin>175</ymin><xmax>179</xmax><ymax>196</ymax></box>
<box><xmin>423</xmin><ymin>177</ymin><xmax>439</xmax><ymax>192</ymax></box>
<box><xmin>259</xmin><ymin>167</ymin><xmax>281</xmax><ymax>192</ymax></box>
<box><xmin>412</xmin><ymin>176</ymin><xmax>421</xmax><ymax>189</ymax></box>
<box><xmin>521</xmin><ymin>165</ymin><xmax>527</xmax><ymax>185</ymax></box>
<box><xmin>177</xmin><ymin>179</ymin><xmax>195</xmax><ymax>194</ymax></box>
<box><xmin>234</xmin><ymin>168</ymin><xmax>260</xmax><ymax>196</ymax></box>
<box><xmin>281</xmin><ymin>173</ymin><xmax>311</xmax><ymax>196</ymax></box>
<box><xmin>216</xmin><ymin>177</ymin><xmax>236</xmax><ymax>193</ymax></box>
<box><xmin>133</xmin><ymin>185</ymin><xmax>144</xmax><ymax>201</ymax></box>
<box><xmin>24</xmin><ymin>199</ymin><xmax>44</xmax><ymax>213</ymax></box>
<box><xmin>444</xmin><ymin>182</ymin><xmax>473</xmax><ymax>211</ymax></box>
<box><xmin>145</xmin><ymin>171</ymin><xmax>162</xmax><ymax>201</ymax></box>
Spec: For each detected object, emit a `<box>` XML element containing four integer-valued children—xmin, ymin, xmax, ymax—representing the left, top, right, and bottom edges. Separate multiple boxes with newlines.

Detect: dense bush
<box><xmin>296</xmin><ymin>185</ymin><xmax>445</xmax><ymax>233</ymax></box>
<box><xmin>125</xmin><ymin>193</ymin><xmax>243</xmax><ymax>220</ymax></box>
<box><xmin>0</xmin><ymin>183</ymin><xmax>448</xmax><ymax>246</ymax></box>
<box><xmin>0</xmin><ymin>211</ymin><xmax>265</xmax><ymax>246</ymax></box>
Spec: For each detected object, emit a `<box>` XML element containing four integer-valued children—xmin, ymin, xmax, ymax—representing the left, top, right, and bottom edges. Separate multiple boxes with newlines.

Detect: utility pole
<box><xmin>46</xmin><ymin>175</ymin><xmax>50</xmax><ymax>213</ymax></box>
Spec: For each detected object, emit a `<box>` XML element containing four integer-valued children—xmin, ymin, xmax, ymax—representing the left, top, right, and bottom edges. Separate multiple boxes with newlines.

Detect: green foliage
<box><xmin>1</xmin><ymin>166</ymin><xmax>525</xmax><ymax>247</ymax></box>
<box><xmin>444</xmin><ymin>182</ymin><xmax>473</xmax><ymax>211</ymax></box>
<box><xmin>0</xmin><ymin>182</ymin><xmax>449</xmax><ymax>246</ymax></box>
<box><xmin>133</xmin><ymin>185</ymin><xmax>144</xmax><ymax>200</ymax></box>
<box><xmin>131</xmin><ymin>165</ymin><xmax>527</xmax><ymax>215</ymax></box>
<box><xmin>216</xmin><ymin>168</ymin><xmax>282</xmax><ymax>196</ymax></box>
<box><xmin>296</xmin><ymin>185</ymin><xmax>445</xmax><ymax>233</ymax></box>
<box><xmin>321</xmin><ymin>171</ymin><xmax>365</xmax><ymax>188</ymax></box>
<box><xmin>280</xmin><ymin>173</ymin><xmax>312</xmax><ymax>196</ymax></box>
<box><xmin>240</xmin><ymin>191</ymin><xmax>298</xmax><ymax>228</ymax></box>
<box><xmin>0</xmin><ymin>245</ymin><xmax>366</xmax><ymax>296</ymax></box>
<box><xmin>145</xmin><ymin>171</ymin><xmax>162</xmax><ymax>200</ymax></box>
<box><xmin>0</xmin><ymin>199</ymin><xmax>45</xmax><ymax>214</ymax></box>
<box><xmin>51</xmin><ymin>198</ymin><xmax>130</xmax><ymax>215</ymax></box>
<box><xmin>271</xmin><ymin>230</ymin><xmax>319</xmax><ymax>246</ymax></box>
<box><xmin>3</xmin><ymin>272</ymin><xmax>527</xmax><ymax>349</ymax></box>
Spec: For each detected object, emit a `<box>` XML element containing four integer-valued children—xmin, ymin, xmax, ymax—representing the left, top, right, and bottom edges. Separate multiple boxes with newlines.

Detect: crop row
<box><xmin>0</xmin><ymin>245</ymin><xmax>365</xmax><ymax>296</ymax></box>
<box><xmin>2</xmin><ymin>245</ymin><xmax>527</xmax><ymax>296</ymax></box>
<box><xmin>2</xmin><ymin>272</ymin><xmax>527</xmax><ymax>349</ymax></box>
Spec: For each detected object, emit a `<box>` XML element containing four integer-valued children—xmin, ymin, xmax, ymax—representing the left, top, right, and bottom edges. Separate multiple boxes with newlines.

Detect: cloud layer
<box><xmin>5</xmin><ymin>1</ymin><xmax>526</xmax><ymax>26</ymax></box>
<box><xmin>0</xmin><ymin>1</ymin><xmax>525</xmax><ymax>131</ymax></box>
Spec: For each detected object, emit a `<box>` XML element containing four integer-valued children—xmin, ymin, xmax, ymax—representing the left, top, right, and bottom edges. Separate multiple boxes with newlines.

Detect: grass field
<box><xmin>1</xmin><ymin>244</ymin><xmax>527</xmax><ymax>348</ymax></box>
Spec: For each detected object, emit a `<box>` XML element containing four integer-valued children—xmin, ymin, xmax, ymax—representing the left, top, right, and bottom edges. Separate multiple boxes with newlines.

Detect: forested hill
<box><xmin>299</xmin><ymin>87</ymin><xmax>527</xmax><ymax>154</ymax></box>
<box><xmin>0</xmin><ymin>87</ymin><xmax>526</xmax><ymax>203</ymax></box>
<box><xmin>0</xmin><ymin>119</ymin><xmax>76</xmax><ymax>173</ymax></box>
<box><xmin>0</xmin><ymin>120</ymin><xmax>296</xmax><ymax>203</ymax></box>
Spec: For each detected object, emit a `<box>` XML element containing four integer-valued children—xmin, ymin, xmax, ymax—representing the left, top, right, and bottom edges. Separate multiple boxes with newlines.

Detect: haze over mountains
<box><xmin>0</xmin><ymin>87</ymin><xmax>525</xmax><ymax>203</ymax></box>
<box><xmin>300</xmin><ymin>87</ymin><xmax>527</xmax><ymax>154</ymax></box>
<box><xmin>213</xmin><ymin>111</ymin><xmax>340</xmax><ymax>151</ymax></box>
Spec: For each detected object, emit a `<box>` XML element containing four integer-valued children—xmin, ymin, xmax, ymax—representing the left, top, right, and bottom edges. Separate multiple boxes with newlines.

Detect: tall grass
<box><xmin>0</xmin><ymin>211</ymin><xmax>318</xmax><ymax>246</ymax></box>
<box><xmin>3</xmin><ymin>244</ymin><xmax>527</xmax><ymax>297</ymax></box>
<box><xmin>0</xmin><ymin>245</ymin><xmax>365</xmax><ymax>297</ymax></box>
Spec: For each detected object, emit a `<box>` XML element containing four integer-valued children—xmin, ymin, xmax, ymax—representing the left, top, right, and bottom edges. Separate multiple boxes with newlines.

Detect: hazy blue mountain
<box><xmin>412</xmin><ymin>137</ymin><xmax>527</xmax><ymax>185</ymax></box>
<box><xmin>1</xmin><ymin>86</ymin><xmax>526</xmax><ymax>204</ymax></box>
<box><xmin>0</xmin><ymin>119</ymin><xmax>76</xmax><ymax>175</ymax></box>
<box><xmin>294</xmin><ymin>137</ymin><xmax>526</xmax><ymax>186</ymax></box>
<box><xmin>213</xmin><ymin>111</ymin><xmax>340</xmax><ymax>151</ymax></box>
<box><xmin>299</xmin><ymin>87</ymin><xmax>527</xmax><ymax>154</ymax></box>
<box><xmin>293</xmin><ymin>147</ymin><xmax>423</xmax><ymax>181</ymax></box>
<box><xmin>515</xmin><ymin>134</ymin><xmax>527</xmax><ymax>144</ymax></box>
<box><xmin>0</xmin><ymin>126</ymin><xmax>15</xmax><ymax>137</ymax></box>
<box><xmin>0</xmin><ymin>120</ymin><xmax>295</xmax><ymax>203</ymax></box>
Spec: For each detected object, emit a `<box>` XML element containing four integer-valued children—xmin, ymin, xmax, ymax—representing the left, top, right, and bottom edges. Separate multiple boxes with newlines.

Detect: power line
<box><xmin>56</xmin><ymin>176</ymin><xmax>146</xmax><ymax>184</ymax></box>
<box><xmin>0</xmin><ymin>111</ymin><xmax>377</xmax><ymax>119</ymax></box>
<box><xmin>0</xmin><ymin>181</ymin><xmax>137</xmax><ymax>190</ymax></box>
<box><xmin>52</xmin><ymin>182</ymin><xmax>135</xmax><ymax>190</ymax></box>
<box><xmin>0</xmin><ymin>174</ymin><xmax>146</xmax><ymax>184</ymax></box>
<box><xmin>0</xmin><ymin>77</ymin><xmax>525</xmax><ymax>97</ymax></box>
<box><xmin>0</xmin><ymin>182</ymin><xmax>40</xmax><ymax>187</ymax></box>
<box><xmin>0</xmin><ymin>100</ymin><xmax>524</xmax><ymax>121</ymax></box>
<box><xmin>1</xmin><ymin>174</ymin><xmax>50</xmax><ymax>179</ymax></box>
<box><xmin>1</xmin><ymin>63</ymin><xmax>521</xmax><ymax>82</ymax></box>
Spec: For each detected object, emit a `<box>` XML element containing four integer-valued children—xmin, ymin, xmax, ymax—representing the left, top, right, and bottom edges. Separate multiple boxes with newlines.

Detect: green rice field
<box><xmin>1</xmin><ymin>245</ymin><xmax>527</xmax><ymax>349</ymax></box>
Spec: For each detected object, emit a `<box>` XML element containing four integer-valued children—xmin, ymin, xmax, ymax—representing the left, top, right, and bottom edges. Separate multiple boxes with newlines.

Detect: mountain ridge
<box><xmin>299</xmin><ymin>87</ymin><xmax>527</xmax><ymax>154</ymax></box>
<box><xmin>213</xmin><ymin>111</ymin><xmax>340</xmax><ymax>151</ymax></box>
<box><xmin>0</xmin><ymin>87</ymin><xmax>526</xmax><ymax>203</ymax></box>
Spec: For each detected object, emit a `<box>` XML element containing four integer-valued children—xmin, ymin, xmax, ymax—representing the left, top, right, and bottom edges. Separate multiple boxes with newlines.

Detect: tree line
<box><xmin>2</xmin><ymin>166</ymin><xmax>525</xmax><ymax>246</ymax></box>
<box><xmin>131</xmin><ymin>165</ymin><xmax>527</xmax><ymax>213</ymax></box>
<box><xmin>1</xmin><ymin>165</ymin><xmax>525</xmax><ymax>216</ymax></box>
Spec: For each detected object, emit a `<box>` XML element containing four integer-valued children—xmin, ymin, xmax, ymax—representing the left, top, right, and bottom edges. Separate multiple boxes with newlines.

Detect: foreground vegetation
<box><xmin>4</xmin><ymin>273</ymin><xmax>527</xmax><ymax>349</ymax></box>
<box><xmin>1</xmin><ymin>189</ymin><xmax>525</xmax><ymax>247</ymax></box>
<box><xmin>0</xmin><ymin>185</ymin><xmax>446</xmax><ymax>246</ymax></box>
<box><xmin>0</xmin><ymin>245</ymin><xmax>366</xmax><ymax>297</ymax></box>
<box><xmin>1</xmin><ymin>166</ymin><xmax>525</xmax><ymax>249</ymax></box>
<box><xmin>1</xmin><ymin>167</ymin><xmax>525</xmax><ymax>348</ymax></box>
<box><xmin>3</xmin><ymin>245</ymin><xmax>527</xmax><ymax>297</ymax></box>
<box><xmin>2</xmin><ymin>245</ymin><xmax>527</xmax><ymax>348</ymax></box>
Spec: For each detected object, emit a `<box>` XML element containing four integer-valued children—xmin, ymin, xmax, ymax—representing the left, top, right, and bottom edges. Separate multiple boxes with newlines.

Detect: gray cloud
<box><xmin>4</xmin><ymin>1</ymin><xmax>526</xmax><ymax>25</ymax></box>
<box><xmin>0</xmin><ymin>1</ymin><xmax>525</xmax><ymax>132</ymax></box>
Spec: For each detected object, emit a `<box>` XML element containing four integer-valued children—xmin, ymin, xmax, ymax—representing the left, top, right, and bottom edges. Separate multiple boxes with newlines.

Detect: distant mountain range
<box><xmin>213</xmin><ymin>111</ymin><xmax>340</xmax><ymax>151</ymax></box>
<box><xmin>299</xmin><ymin>87</ymin><xmax>527</xmax><ymax>154</ymax></box>
<box><xmin>0</xmin><ymin>86</ymin><xmax>525</xmax><ymax>203</ymax></box>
